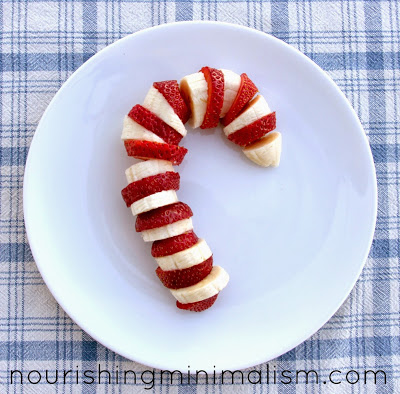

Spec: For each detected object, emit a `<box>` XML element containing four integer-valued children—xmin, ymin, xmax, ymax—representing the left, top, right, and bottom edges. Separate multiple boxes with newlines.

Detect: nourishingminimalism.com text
<box><xmin>8</xmin><ymin>364</ymin><xmax>387</xmax><ymax>388</ymax></box>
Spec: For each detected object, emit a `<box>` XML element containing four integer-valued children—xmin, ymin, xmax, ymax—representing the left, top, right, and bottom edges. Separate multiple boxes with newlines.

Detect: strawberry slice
<box><xmin>135</xmin><ymin>202</ymin><xmax>193</xmax><ymax>232</ymax></box>
<box><xmin>227</xmin><ymin>112</ymin><xmax>276</xmax><ymax>147</ymax></box>
<box><xmin>124</xmin><ymin>140</ymin><xmax>188</xmax><ymax>165</ymax></box>
<box><xmin>121</xmin><ymin>172</ymin><xmax>180</xmax><ymax>207</ymax></box>
<box><xmin>200</xmin><ymin>67</ymin><xmax>224</xmax><ymax>129</ymax></box>
<box><xmin>153</xmin><ymin>81</ymin><xmax>190</xmax><ymax>124</ymax></box>
<box><xmin>128</xmin><ymin>104</ymin><xmax>183</xmax><ymax>145</ymax></box>
<box><xmin>156</xmin><ymin>256</ymin><xmax>213</xmax><ymax>289</ymax></box>
<box><xmin>151</xmin><ymin>231</ymin><xmax>199</xmax><ymax>257</ymax></box>
<box><xmin>176</xmin><ymin>293</ymin><xmax>219</xmax><ymax>312</ymax></box>
<box><xmin>222</xmin><ymin>73</ymin><xmax>258</xmax><ymax>126</ymax></box>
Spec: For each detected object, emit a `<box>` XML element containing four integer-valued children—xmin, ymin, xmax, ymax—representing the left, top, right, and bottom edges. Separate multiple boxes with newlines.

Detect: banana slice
<box><xmin>223</xmin><ymin>95</ymin><xmax>271</xmax><ymax>137</ymax></box>
<box><xmin>220</xmin><ymin>69</ymin><xmax>241</xmax><ymax>118</ymax></box>
<box><xmin>243</xmin><ymin>131</ymin><xmax>282</xmax><ymax>167</ymax></box>
<box><xmin>143</xmin><ymin>86</ymin><xmax>187</xmax><ymax>137</ymax></box>
<box><xmin>121</xmin><ymin>115</ymin><xmax>164</xmax><ymax>143</ymax></box>
<box><xmin>180</xmin><ymin>72</ymin><xmax>208</xmax><ymax>128</ymax></box>
<box><xmin>125</xmin><ymin>159</ymin><xmax>174</xmax><ymax>183</ymax></box>
<box><xmin>130</xmin><ymin>190</ymin><xmax>178</xmax><ymax>216</ymax></box>
<box><xmin>155</xmin><ymin>239</ymin><xmax>212</xmax><ymax>271</ymax></box>
<box><xmin>170</xmin><ymin>266</ymin><xmax>229</xmax><ymax>304</ymax></box>
<box><xmin>141</xmin><ymin>218</ymin><xmax>194</xmax><ymax>242</ymax></box>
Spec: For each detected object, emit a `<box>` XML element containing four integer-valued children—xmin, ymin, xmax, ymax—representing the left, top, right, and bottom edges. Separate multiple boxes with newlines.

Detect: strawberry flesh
<box><xmin>121</xmin><ymin>171</ymin><xmax>180</xmax><ymax>207</ymax></box>
<box><xmin>128</xmin><ymin>104</ymin><xmax>183</xmax><ymax>145</ymax></box>
<box><xmin>227</xmin><ymin>112</ymin><xmax>276</xmax><ymax>147</ymax></box>
<box><xmin>222</xmin><ymin>73</ymin><xmax>258</xmax><ymax>126</ymax></box>
<box><xmin>200</xmin><ymin>67</ymin><xmax>224</xmax><ymax>129</ymax></box>
<box><xmin>151</xmin><ymin>230</ymin><xmax>199</xmax><ymax>257</ymax></box>
<box><xmin>135</xmin><ymin>202</ymin><xmax>193</xmax><ymax>232</ymax></box>
<box><xmin>156</xmin><ymin>256</ymin><xmax>213</xmax><ymax>289</ymax></box>
<box><xmin>153</xmin><ymin>81</ymin><xmax>190</xmax><ymax>124</ymax></box>
<box><xmin>176</xmin><ymin>293</ymin><xmax>219</xmax><ymax>312</ymax></box>
<box><xmin>124</xmin><ymin>140</ymin><xmax>188</xmax><ymax>165</ymax></box>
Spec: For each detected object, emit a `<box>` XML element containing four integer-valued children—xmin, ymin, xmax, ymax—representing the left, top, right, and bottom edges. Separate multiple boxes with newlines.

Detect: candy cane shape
<box><xmin>121</xmin><ymin>69</ymin><xmax>282</xmax><ymax>312</ymax></box>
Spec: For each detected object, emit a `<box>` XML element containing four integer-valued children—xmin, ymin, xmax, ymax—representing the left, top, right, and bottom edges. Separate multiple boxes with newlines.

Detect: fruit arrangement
<box><xmin>121</xmin><ymin>68</ymin><xmax>282</xmax><ymax>312</ymax></box>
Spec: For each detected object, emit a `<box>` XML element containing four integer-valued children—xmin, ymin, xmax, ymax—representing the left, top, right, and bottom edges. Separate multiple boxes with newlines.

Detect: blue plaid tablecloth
<box><xmin>0</xmin><ymin>1</ymin><xmax>399</xmax><ymax>393</ymax></box>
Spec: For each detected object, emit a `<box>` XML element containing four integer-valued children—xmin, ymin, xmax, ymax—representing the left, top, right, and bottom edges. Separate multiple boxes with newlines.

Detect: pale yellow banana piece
<box><xmin>125</xmin><ymin>159</ymin><xmax>174</xmax><ymax>183</ymax></box>
<box><xmin>155</xmin><ymin>239</ymin><xmax>212</xmax><ymax>271</ymax></box>
<box><xmin>121</xmin><ymin>115</ymin><xmax>164</xmax><ymax>143</ymax></box>
<box><xmin>243</xmin><ymin>131</ymin><xmax>282</xmax><ymax>167</ymax></box>
<box><xmin>223</xmin><ymin>95</ymin><xmax>271</xmax><ymax>137</ymax></box>
<box><xmin>170</xmin><ymin>266</ymin><xmax>229</xmax><ymax>304</ymax></box>
<box><xmin>143</xmin><ymin>86</ymin><xmax>187</xmax><ymax>137</ymax></box>
<box><xmin>141</xmin><ymin>218</ymin><xmax>194</xmax><ymax>242</ymax></box>
<box><xmin>180</xmin><ymin>72</ymin><xmax>208</xmax><ymax>128</ymax></box>
<box><xmin>220</xmin><ymin>69</ymin><xmax>241</xmax><ymax>118</ymax></box>
<box><xmin>130</xmin><ymin>190</ymin><xmax>178</xmax><ymax>216</ymax></box>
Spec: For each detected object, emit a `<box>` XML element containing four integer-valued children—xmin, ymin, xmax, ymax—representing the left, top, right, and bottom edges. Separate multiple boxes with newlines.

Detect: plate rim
<box><xmin>23</xmin><ymin>20</ymin><xmax>378</xmax><ymax>371</ymax></box>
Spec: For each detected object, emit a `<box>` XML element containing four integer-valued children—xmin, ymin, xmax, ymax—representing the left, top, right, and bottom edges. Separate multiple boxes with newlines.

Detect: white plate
<box><xmin>24</xmin><ymin>21</ymin><xmax>377</xmax><ymax>371</ymax></box>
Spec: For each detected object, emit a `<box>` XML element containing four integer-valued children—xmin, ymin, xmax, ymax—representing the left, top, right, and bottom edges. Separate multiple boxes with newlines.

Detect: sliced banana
<box><xmin>155</xmin><ymin>239</ymin><xmax>212</xmax><ymax>271</ymax></box>
<box><xmin>243</xmin><ymin>131</ymin><xmax>282</xmax><ymax>167</ymax></box>
<box><xmin>143</xmin><ymin>86</ymin><xmax>187</xmax><ymax>137</ymax></box>
<box><xmin>220</xmin><ymin>69</ymin><xmax>241</xmax><ymax>118</ymax></box>
<box><xmin>130</xmin><ymin>190</ymin><xmax>178</xmax><ymax>216</ymax></box>
<box><xmin>223</xmin><ymin>95</ymin><xmax>271</xmax><ymax>137</ymax></box>
<box><xmin>170</xmin><ymin>266</ymin><xmax>229</xmax><ymax>304</ymax></box>
<box><xmin>141</xmin><ymin>218</ymin><xmax>194</xmax><ymax>242</ymax></box>
<box><xmin>180</xmin><ymin>72</ymin><xmax>208</xmax><ymax>128</ymax></box>
<box><xmin>125</xmin><ymin>159</ymin><xmax>174</xmax><ymax>184</ymax></box>
<box><xmin>121</xmin><ymin>115</ymin><xmax>164</xmax><ymax>143</ymax></box>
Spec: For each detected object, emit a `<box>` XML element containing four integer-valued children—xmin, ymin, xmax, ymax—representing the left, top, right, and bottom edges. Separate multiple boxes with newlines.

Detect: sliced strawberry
<box><xmin>121</xmin><ymin>172</ymin><xmax>180</xmax><ymax>207</ymax></box>
<box><xmin>156</xmin><ymin>256</ymin><xmax>213</xmax><ymax>289</ymax></box>
<box><xmin>227</xmin><ymin>112</ymin><xmax>276</xmax><ymax>147</ymax></box>
<box><xmin>151</xmin><ymin>231</ymin><xmax>199</xmax><ymax>257</ymax></box>
<box><xmin>222</xmin><ymin>73</ymin><xmax>258</xmax><ymax>126</ymax></box>
<box><xmin>124</xmin><ymin>140</ymin><xmax>188</xmax><ymax>165</ymax></box>
<box><xmin>135</xmin><ymin>202</ymin><xmax>193</xmax><ymax>232</ymax></box>
<box><xmin>200</xmin><ymin>67</ymin><xmax>224</xmax><ymax>129</ymax></box>
<box><xmin>128</xmin><ymin>104</ymin><xmax>183</xmax><ymax>145</ymax></box>
<box><xmin>153</xmin><ymin>81</ymin><xmax>190</xmax><ymax>124</ymax></box>
<box><xmin>176</xmin><ymin>293</ymin><xmax>219</xmax><ymax>312</ymax></box>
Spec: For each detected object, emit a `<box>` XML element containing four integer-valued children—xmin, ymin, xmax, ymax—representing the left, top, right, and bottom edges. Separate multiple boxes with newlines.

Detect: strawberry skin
<box><xmin>200</xmin><ymin>67</ymin><xmax>224</xmax><ymax>129</ymax></box>
<box><xmin>227</xmin><ymin>112</ymin><xmax>276</xmax><ymax>147</ymax></box>
<box><xmin>222</xmin><ymin>73</ymin><xmax>258</xmax><ymax>126</ymax></box>
<box><xmin>121</xmin><ymin>171</ymin><xmax>180</xmax><ymax>207</ymax></box>
<box><xmin>128</xmin><ymin>104</ymin><xmax>183</xmax><ymax>145</ymax></box>
<box><xmin>176</xmin><ymin>293</ymin><xmax>219</xmax><ymax>312</ymax></box>
<box><xmin>135</xmin><ymin>202</ymin><xmax>193</xmax><ymax>232</ymax></box>
<box><xmin>151</xmin><ymin>231</ymin><xmax>199</xmax><ymax>257</ymax></box>
<box><xmin>153</xmin><ymin>81</ymin><xmax>190</xmax><ymax>124</ymax></box>
<box><xmin>124</xmin><ymin>140</ymin><xmax>188</xmax><ymax>165</ymax></box>
<box><xmin>156</xmin><ymin>256</ymin><xmax>213</xmax><ymax>289</ymax></box>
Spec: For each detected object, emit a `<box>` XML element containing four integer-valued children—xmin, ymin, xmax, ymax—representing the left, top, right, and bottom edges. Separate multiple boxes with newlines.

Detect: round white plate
<box><xmin>24</xmin><ymin>21</ymin><xmax>377</xmax><ymax>371</ymax></box>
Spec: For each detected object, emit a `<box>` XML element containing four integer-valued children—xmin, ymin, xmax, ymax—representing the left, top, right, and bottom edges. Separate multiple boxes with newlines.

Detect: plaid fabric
<box><xmin>0</xmin><ymin>1</ymin><xmax>399</xmax><ymax>393</ymax></box>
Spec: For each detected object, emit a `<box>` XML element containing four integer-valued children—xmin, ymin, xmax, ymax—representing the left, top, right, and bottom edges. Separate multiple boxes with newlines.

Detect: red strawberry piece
<box><xmin>128</xmin><ymin>104</ymin><xmax>183</xmax><ymax>145</ymax></box>
<box><xmin>151</xmin><ymin>230</ymin><xmax>199</xmax><ymax>257</ymax></box>
<box><xmin>153</xmin><ymin>81</ymin><xmax>190</xmax><ymax>124</ymax></box>
<box><xmin>124</xmin><ymin>140</ymin><xmax>188</xmax><ymax>165</ymax></box>
<box><xmin>121</xmin><ymin>171</ymin><xmax>180</xmax><ymax>207</ymax></box>
<box><xmin>222</xmin><ymin>73</ymin><xmax>258</xmax><ymax>126</ymax></box>
<box><xmin>156</xmin><ymin>256</ymin><xmax>213</xmax><ymax>289</ymax></box>
<box><xmin>135</xmin><ymin>202</ymin><xmax>193</xmax><ymax>232</ymax></box>
<box><xmin>200</xmin><ymin>67</ymin><xmax>224</xmax><ymax>129</ymax></box>
<box><xmin>227</xmin><ymin>112</ymin><xmax>276</xmax><ymax>147</ymax></box>
<box><xmin>176</xmin><ymin>293</ymin><xmax>219</xmax><ymax>312</ymax></box>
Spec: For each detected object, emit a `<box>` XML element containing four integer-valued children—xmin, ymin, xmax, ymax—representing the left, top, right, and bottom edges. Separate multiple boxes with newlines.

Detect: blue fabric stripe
<box><xmin>1</xmin><ymin>52</ymin><xmax>398</xmax><ymax>72</ymax></box>
<box><xmin>175</xmin><ymin>0</ymin><xmax>193</xmax><ymax>21</ymax></box>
